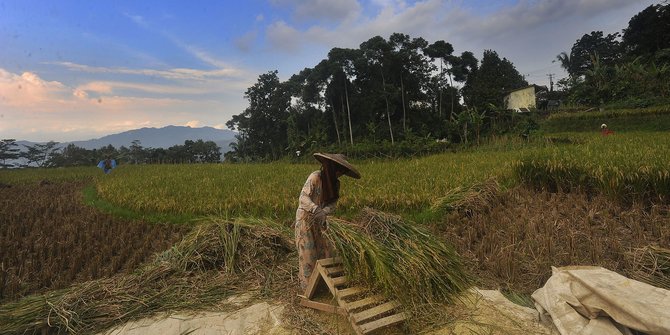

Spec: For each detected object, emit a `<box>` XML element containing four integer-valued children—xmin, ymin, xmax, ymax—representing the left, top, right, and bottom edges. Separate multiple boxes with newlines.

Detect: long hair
<box><xmin>320</xmin><ymin>161</ymin><xmax>340</xmax><ymax>205</ymax></box>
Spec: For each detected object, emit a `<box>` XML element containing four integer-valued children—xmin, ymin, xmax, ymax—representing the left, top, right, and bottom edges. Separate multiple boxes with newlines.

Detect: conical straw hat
<box><xmin>313</xmin><ymin>153</ymin><xmax>361</xmax><ymax>179</ymax></box>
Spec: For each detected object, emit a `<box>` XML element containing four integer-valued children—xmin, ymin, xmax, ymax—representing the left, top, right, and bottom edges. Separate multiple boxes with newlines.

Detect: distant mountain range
<box><xmin>17</xmin><ymin>126</ymin><xmax>237</xmax><ymax>152</ymax></box>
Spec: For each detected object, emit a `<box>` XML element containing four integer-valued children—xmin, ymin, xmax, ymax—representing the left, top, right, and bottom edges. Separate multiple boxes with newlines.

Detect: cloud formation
<box><xmin>271</xmin><ymin>0</ymin><xmax>361</xmax><ymax>22</ymax></box>
<box><xmin>0</xmin><ymin>68</ymin><xmax>243</xmax><ymax>141</ymax></box>
<box><xmin>50</xmin><ymin>62</ymin><xmax>244</xmax><ymax>81</ymax></box>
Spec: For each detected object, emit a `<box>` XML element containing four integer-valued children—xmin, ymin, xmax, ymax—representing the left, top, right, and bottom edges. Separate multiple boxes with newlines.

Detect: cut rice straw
<box><xmin>0</xmin><ymin>219</ymin><xmax>292</xmax><ymax>335</ymax></box>
<box><xmin>325</xmin><ymin>208</ymin><xmax>473</xmax><ymax>310</ymax></box>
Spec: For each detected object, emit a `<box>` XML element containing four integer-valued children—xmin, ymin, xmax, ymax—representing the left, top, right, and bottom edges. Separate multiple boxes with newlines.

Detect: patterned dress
<box><xmin>295</xmin><ymin>170</ymin><xmax>338</xmax><ymax>290</ymax></box>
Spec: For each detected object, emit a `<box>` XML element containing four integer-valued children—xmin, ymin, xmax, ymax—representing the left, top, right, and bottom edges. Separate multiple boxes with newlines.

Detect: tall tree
<box><xmin>21</xmin><ymin>141</ymin><xmax>60</xmax><ymax>167</ymax></box>
<box><xmin>568</xmin><ymin>31</ymin><xmax>622</xmax><ymax>77</ymax></box>
<box><xmin>360</xmin><ymin>36</ymin><xmax>395</xmax><ymax>144</ymax></box>
<box><xmin>0</xmin><ymin>139</ymin><xmax>20</xmax><ymax>168</ymax></box>
<box><xmin>424</xmin><ymin>40</ymin><xmax>455</xmax><ymax>119</ymax></box>
<box><xmin>226</xmin><ymin>70</ymin><xmax>291</xmax><ymax>160</ymax></box>
<box><xmin>462</xmin><ymin>50</ymin><xmax>527</xmax><ymax>111</ymax></box>
<box><xmin>389</xmin><ymin>33</ymin><xmax>430</xmax><ymax>131</ymax></box>
<box><xmin>622</xmin><ymin>3</ymin><xmax>670</xmax><ymax>61</ymax></box>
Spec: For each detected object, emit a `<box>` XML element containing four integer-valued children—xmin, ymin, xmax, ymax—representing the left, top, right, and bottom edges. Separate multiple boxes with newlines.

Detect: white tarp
<box><xmin>532</xmin><ymin>266</ymin><xmax>670</xmax><ymax>335</ymax></box>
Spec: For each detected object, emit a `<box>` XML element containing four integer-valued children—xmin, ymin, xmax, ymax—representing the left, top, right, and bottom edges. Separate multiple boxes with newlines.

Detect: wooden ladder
<box><xmin>298</xmin><ymin>257</ymin><xmax>407</xmax><ymax>334</ymax></box>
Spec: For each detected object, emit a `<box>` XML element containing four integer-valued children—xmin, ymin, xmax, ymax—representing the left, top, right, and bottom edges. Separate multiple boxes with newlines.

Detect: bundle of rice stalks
<box><xmin>431</xmin><ymin>180</ymin><xmax>500</xmax><ymax>215</ymax></box>
<box><xmin>0</xmin><ymin>219</ymin><xmax>292</xmax><ymax>335</ymax></box>
<box><xmin>154</xmin><ymin>217</ymin><xmax>292</xmax><ymax>274</ymax></box>
<box><xmin>627</xmin><ymin>245</ymin><xmax>670</xmax><ymax>291</ymax></box>
<box><xmin>325</xmin><ymin>208</ymin><xmax>472</xmax><ymax>309</ymax></box>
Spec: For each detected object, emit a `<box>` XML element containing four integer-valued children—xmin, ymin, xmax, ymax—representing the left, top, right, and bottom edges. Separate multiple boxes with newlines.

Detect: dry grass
<box><xmin>438</xmin><ymin>186</ymin><xmax>670</xmax><ymax>294</ymax></box>
<box><xmin>0</xmin><ymin>219</ymin><xmax>293</xmax><ymax>335</ymax></box>
<box><xmin>627</xmin><ymin>246</ymin><xmax>670</xmax><ymax>291</ymax></box>
<box><xmin>0</xmin><ymin>182</ymin><xmax>188</xmax><ymax>302</ymax></box>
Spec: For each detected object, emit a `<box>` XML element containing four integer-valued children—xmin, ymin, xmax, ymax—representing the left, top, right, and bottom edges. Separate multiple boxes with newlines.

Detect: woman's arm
<box><xmin>299</xmin><ymin>172</ymin><xmax>320</xmax><ymax>213</ymax></box>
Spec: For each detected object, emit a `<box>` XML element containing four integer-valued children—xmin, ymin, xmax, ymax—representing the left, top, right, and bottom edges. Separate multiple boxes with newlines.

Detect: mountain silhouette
<box><xmin>18</xmin><ymin>126</ymin><xmax>237</xmax><ymax>152</ymax></box>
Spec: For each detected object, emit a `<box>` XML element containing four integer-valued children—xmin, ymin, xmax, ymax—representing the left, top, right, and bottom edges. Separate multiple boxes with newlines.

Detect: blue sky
<box><xmin>0</xmin><ymin>0</ymin><xmax>658</xmax><ymax>142</ymax></box>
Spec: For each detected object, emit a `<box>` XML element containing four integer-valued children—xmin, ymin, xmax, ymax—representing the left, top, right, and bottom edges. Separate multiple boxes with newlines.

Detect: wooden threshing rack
<box><xmin>298</xmin><ymin>257</ymin><xmax>407</xmax><ymax>334</ymax></box>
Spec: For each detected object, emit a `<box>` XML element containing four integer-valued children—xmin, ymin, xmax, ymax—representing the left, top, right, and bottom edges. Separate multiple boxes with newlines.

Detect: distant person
<box><xmin>601</xmin><ymin>123</ymin><xmax>614</xmax><ymax>136</ymax></box>
<box><xmin>295</xmin><ymin>153</ymin><xmax>360</xmax><ymax>291</ymax></box>
<box><xmin>97</xmin><ymin>157</ymin><xmax>117</xmax><ymax>174</ymax></box>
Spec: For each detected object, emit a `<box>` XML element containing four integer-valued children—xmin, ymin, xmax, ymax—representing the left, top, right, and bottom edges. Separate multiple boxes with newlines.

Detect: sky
<box><xmin>0</xmin><ymin>0</ymin><xmax>659</xmax><ymax>142</ymax></box>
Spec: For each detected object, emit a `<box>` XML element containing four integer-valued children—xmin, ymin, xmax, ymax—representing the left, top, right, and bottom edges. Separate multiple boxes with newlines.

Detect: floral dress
<box><xmin>295</xmin><ymin>170</ymin><xmax>337</xmax><ymax>290</ymax></box>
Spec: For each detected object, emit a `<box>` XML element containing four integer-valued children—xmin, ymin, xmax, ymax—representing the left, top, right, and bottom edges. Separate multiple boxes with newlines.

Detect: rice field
<box><xmin>515</xmin><ymin>132</ymin><xmax>670</xmax><ymax>203</ymax></box>
<box><xmin>2</xmin><ymin>107</ymin><xmax>670</xmax><ymax>334</ymax></box>
<box><xmin>92</xmin><ymin>150</ymin><xmax>519</xmax><ymax>219</ymax></box>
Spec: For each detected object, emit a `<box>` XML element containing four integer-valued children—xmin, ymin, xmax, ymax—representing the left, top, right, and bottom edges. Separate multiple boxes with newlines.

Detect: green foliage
<box><xmin>556</xmin><ymin>4</ymin><xmax>670</xmax><ymax>107</ymax></box>
<box><xmin>0</xmin><ymin>139</ymin><xmax>20</xmax><ymax>168</ymax></box>
<box><xmin>462</xmin><ymin>50</ymin><xmax>527</xmax><ymax>111</ymax></box>
<box><xmin>226</xmin><ymin>70</ymin><xmax>291</xmax><ymax>160</ymax></box>
<box><xmin>567</xmin><ymin>31</ymin><xmax>622</xmax><ymax>77</ymax></box>
<box><xmin>21</xmin><ymin>141</ymin><xmax>60</xmax><ymax>167</ymax></box>
<box><xmin>622</xmin><ymin>3</ymin><xmax>670</xmax><ymax>59</ymax></box>
<box><xmin>542</xmin><ymin>106</ymin><xmax>670</xmax><ymax>132</ymax></box>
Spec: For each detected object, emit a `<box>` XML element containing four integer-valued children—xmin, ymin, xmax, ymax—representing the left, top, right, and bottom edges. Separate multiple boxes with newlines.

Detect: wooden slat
<box><xmin>317</xmin><ymin>265</ymin><xmax>337</xmax><ymax>294</ymax></box>
<box><xmin>326</xmin><ymin>265</ymin><xmax>345</xmax><ymax>276</ymax></box>
<box><xmin>336</xmin><ymin>286</ymin><xmax>366</xmax><ymax>298</ymax></box>
<box><xmin>352</xmin><ymin>301</ymin><xmax>400</xmax><ymax>324</ymax></box>
<box><xmin>359</xmin><ymin>312</ymin><xmax>407</xmax><ymax>334</ymax></box>
<box><xmin>302</xmin><ymin>263</ymin><xmax>325</xmax><ymax>299</ymax></box>
<box><xmin>345</xmin><ymin>295</ymin><xmax>384</xmax><ymax>311</ymax></box>
<box><xmin>299</xmin><ymin>297</ymin><xmax>347</xmax><ymax>316</ymax></box>
<box><xmin>332</xmin><ymin>276</ymin><xmax>348</xmax><ymax>286</ymax></box>
<box><xmin>317</xmin><ymin>257</ymin><xmax>342</xmax><ymax>267</ymax></box>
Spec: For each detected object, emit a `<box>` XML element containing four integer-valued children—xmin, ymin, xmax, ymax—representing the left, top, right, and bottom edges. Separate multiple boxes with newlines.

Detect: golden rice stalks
<box><xmin>326</xmin><ymin>208</ymin><xmax>473</xmax><ymax>308</ymax></box>
<box><xmin>431</xmin><ymin>179</ymin><xmax>500</xmax><ymax>215</ymax></box>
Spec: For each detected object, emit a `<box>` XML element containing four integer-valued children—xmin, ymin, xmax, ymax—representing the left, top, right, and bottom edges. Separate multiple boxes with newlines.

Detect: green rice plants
<box><xmin>325</xmin><ymin>208</ymin><xmax>473</xmax><ymax>309</ymax></box>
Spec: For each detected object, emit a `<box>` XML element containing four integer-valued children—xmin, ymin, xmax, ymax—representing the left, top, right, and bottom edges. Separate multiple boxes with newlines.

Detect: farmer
<box><xmin>97</xmin><ymin>157</ymin><xmax>117</xmax><ymax>174</ymax></box>
<box><xmin>601</xmin><ymin>123</ymin><xmax>614</xmax><ymax>136</ymax></box>
<box><xmin>295</xmin><ymin>153</ymin><xmax>360</xmax><ymax>290</ymax></box>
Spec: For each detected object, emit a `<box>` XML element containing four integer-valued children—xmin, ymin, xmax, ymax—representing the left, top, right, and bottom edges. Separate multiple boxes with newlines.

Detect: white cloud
<box><xmin>0</xmin><ymin>68</ymin><xmax>245</xmax><ymax>142</ymax></box>
<box><xmin>266</xmin><ymin>21</ymin><xmax>302</xmax><ymax>51</ymax></box>
<box><xmin>235</xmin><ymin>30</ymin><xmax>258</xmax><ymax>52</ymax></box>
<box><xmin>271</xmin><ymin>0</ymin><xmax>362</xmax><ymax>22</ymax></box>
<box><xmin>184</xmin><ymin>120</ymin><xmax>202</xmax><ymax>128</ymax></box>
<box><xmin>263</xmin><ymin>0</ymin><xmax>656</xmax><ymax>84</ymax></box>
<box><xmin>50</xmin><ymin>61</ymin><xmax>245</xmax><ymax>81</ymax></box>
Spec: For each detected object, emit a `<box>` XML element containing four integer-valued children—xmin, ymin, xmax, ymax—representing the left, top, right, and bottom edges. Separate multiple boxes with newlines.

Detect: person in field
<box><xmin>295</xmin><ymin>153</ymin><xmax>360</xmax><ymax>290</ymax></box>
<box><xmin>97</xmin><ymin>157</ymin><xmax>117</xmax><ymax>174</ymax></box>
<box><xmin>601</xmin><ymin>123</ymin><xmax>614</xmax><ymax>136</ymax></box>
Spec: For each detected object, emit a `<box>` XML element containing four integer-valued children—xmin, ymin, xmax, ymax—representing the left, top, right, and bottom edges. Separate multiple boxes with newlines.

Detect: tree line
<box><xmin>225</xmin><ymin>33</ymin><xmax>527</xmax><ymax>161</ymax></box>
<box><xmin>555</xmin><ymin>3</ymin><xmax>670</xmax><ymax>107</ymax></box>
<box><xmin>0</xmin><ymin>139</ymin><xmax>221</xmax><ymax>168</ymax></box>
<box><xmin>225</xmin><ymin>3</ymin><xmax>669</xmax><ymax>162</ymax></box>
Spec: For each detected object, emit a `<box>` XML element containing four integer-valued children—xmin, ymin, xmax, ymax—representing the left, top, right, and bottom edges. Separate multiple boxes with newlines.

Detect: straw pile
<box><xmin>430</xmin><ymin>180</ymin><xmax>500</xmax><ymax>215</ymax></box>
<box><xmin>325</xmin><ymin>208</ymin><xmax>472</xmax><ymax>308</ymax></box>
<box><xmin>628</xmin><ymin>246</ymin><xmax>670</xmax><ymax>291</ymax></box>
<box><xmin>0</xmin><ymin>219</ymin><xmax>292</xmax><ymax>335</ymax></box>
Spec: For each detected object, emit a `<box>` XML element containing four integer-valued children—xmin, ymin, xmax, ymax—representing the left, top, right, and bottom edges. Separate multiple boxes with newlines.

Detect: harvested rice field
<box><xmin>1</xmin><ymin>108</ymin><xmax>670</xmax><ymax>334</ymax></box>
<box><xmin>0</xmin><ymin>182</ymin><xmax>189</xmax><ymax>302</ymax></box>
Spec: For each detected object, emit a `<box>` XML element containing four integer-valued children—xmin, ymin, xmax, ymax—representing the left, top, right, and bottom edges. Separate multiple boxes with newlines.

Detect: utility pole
<box><xmin>547</xmin><ymin>73</ymin><xmax>555</xmax><ymax>92</ymax></box>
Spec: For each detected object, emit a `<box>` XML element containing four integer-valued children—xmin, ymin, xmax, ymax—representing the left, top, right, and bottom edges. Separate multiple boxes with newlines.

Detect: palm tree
<box><xmin>554</xmin><ymin>52</ymin><xmax>572</xmax><ymax>76</ymax></box>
